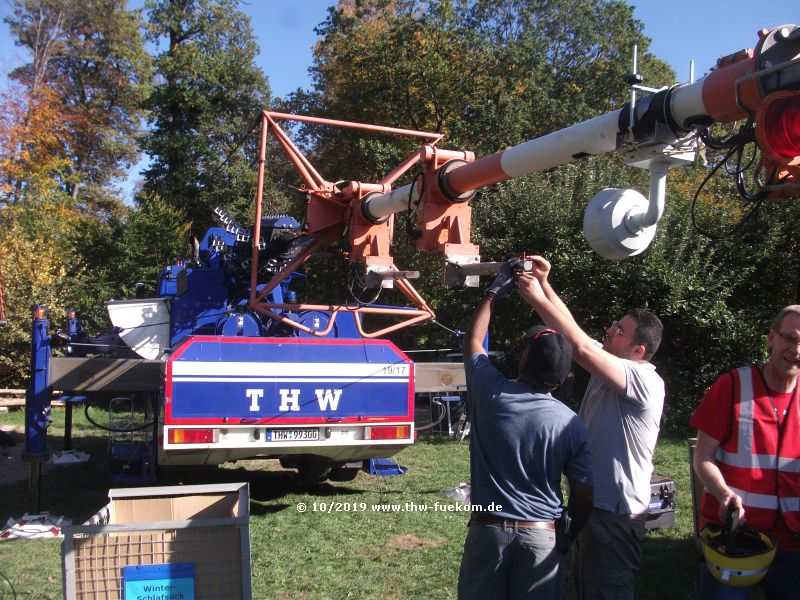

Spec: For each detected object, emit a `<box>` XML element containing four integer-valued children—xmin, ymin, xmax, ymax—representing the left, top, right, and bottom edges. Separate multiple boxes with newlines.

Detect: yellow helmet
<box><xmin>700</xmin><ymin>525</ymin><xmax>777</xmax><ymax>587</ymax></box>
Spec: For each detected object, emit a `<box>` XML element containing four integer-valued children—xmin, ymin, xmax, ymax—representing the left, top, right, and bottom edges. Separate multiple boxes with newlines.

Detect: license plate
<box><xmin>266</xmin><ymin>428</ymin><xmax>319</xmax><ymax>442</ymax></box>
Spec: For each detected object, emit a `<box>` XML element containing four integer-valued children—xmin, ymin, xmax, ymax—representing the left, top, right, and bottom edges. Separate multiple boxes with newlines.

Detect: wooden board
<box><xmin>414</xmin><ymin>363</ymin><xmax>466</xmax><ymax>393</ymax></box>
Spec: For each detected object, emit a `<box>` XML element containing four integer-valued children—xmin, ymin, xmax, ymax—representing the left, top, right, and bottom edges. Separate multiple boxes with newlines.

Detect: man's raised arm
<box><xmin>516</xmin><ymin>269</ymin><xmax>628</xmax><ymax>394</ymax></box>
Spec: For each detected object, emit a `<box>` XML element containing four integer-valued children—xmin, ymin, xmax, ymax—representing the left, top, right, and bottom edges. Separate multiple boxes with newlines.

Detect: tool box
<box><xmin>646</xmin><ymin>474</ymin><xmax>676</xmax><ymax>531</ymax></box>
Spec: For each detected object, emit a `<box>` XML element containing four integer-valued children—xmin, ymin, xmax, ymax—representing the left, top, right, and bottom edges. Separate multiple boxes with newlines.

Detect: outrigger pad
<box><xmin>366</xmin><ymin>458</ymin><xmax>407</xmax><ymax>476</ymax></box>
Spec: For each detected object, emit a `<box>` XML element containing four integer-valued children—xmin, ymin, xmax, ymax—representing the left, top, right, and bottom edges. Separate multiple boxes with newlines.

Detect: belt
<box><xmin>469</xmin><ymin>514</ymin><xmax>556</xmax><ymax>531</ymax></box>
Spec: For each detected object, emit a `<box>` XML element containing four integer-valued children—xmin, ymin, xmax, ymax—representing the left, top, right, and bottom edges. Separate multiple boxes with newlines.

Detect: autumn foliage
<box><xmin>0</xmin><ymin>84</ymin><xmax>73</xmax><ymax>204</ymax></box>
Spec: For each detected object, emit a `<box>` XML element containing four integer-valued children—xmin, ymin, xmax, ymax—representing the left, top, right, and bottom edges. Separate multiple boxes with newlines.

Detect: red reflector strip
<box><xmin>168</xmin><ymin>428</ymin><xmax>217</xmax><ymax>444</ymax></box>
<box><xmin>365</xmin><ymin>425</ymin><xmax>410</xmax><ymax>440</ymax></box>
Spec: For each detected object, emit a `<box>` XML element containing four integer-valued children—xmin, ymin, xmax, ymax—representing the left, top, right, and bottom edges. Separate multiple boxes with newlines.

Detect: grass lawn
<box><xmin>1</xmin><ymin>407</ymin><xmax>713</xmax><ymax>599</ymax></box>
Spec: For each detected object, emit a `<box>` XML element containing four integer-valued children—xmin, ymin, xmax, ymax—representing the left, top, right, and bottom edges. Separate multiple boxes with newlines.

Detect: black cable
<box><xmin>696</xmin><ymin>118</ymin><xmax>773</xmax><ymax>204</ymax></box>
<box><xmin>345</xmin><ymin>262</ymin><xmax>382</xmax><ymax>306</ymax></box>
<box><xmin>734</xmin><ymin>144</ymin><xmax>771</xmax><ymax>204</ymax></box>
<box><xmin>407</xmin><ymin>171</ymin><xmax>423</xmax><ymax>213</ymax></box>
<box><xmin>84</xmin><ymin>401</ymin><xmax>154</xmax><ymax>433</ymax></box>
<box><xmin>698</xmin><ymin>119</ymin><xmax>755</xmax><ymax>150</ymax></box>
<box><xmin>736</xmin><ymin>140</ymin><xmax>759</xmax><ymax>178</ymax></box>
<box><xmin>404</xmin><ymin>171</ymin><xmax>424</xmax><ymax>239</ymax></box>
<box><xmin>699</xmin><ymin>127</ymin><xmax>735</xmax><ymax>150</ymax></box>
<box><xmin>0</xmin><ymin>570</ymin><xmax>16</xmax><ymax>600</ymax></box>
<box><xmin>691</xmin><ymin>137</ymin><xmax>770</xmax><ymax>239</ymax></box>
<box><xmin>340</xmin><ymin>202</ymin><xmax>352</xmax><ymax>245</ymax></box>
<box><xmin>691</xmin><ymin>146</ymin><xmax>734</xmax><ymax>238</ymax></box>
<box><xmin>414</xmin><ymin>399</ymin><xmax>448</xmax><ymax>431</ymax></box>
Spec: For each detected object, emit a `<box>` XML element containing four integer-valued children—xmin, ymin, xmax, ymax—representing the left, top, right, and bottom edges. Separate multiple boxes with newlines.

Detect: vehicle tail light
<box><xmin>365</xmin><ymin>425</ymin><xmax>410</xmax><ymax>440</ymax></box>
<box><xmin>168</xmin><ymin>428</ymin><xmax>217</xmax><ymax>444</ymax></box>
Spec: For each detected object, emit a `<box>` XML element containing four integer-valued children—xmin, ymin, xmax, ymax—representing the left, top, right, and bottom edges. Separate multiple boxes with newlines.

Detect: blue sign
<box><xmin>123</xmin><ymin>563</ymin><xmax>194</xmax><ymax>600</ymax></box>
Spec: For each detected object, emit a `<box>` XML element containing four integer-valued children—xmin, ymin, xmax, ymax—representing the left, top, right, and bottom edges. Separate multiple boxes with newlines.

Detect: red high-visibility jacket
<box><xmin>700</xmin><ymin>365</ymin><xmax>800</xmax><ymax>533</ymax></box>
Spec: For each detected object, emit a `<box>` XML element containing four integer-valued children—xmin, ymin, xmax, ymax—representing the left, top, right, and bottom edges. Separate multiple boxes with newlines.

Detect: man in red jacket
<box><xmin>691</xmin><ymin>305</ymin><xmax>800</xmax><ymax>599</ymax></box>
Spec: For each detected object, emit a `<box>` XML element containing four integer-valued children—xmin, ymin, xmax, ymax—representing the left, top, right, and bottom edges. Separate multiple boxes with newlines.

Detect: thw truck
<box><xmin>29</xmin><ymin>211</ymin><xmax>423</xmax><ymax>484</ymax></box>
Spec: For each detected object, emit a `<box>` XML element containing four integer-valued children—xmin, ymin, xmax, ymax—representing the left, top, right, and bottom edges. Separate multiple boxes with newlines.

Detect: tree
<box><xmin>0</xmin><ymin>196</ymin><xmax>189</xmax><ymax>387</ymax></box>
<box><xmin>0</xmin><ymin>203</ymin><xmax>82</xmax><ymax>386</ymax></box>
<box><xmin>64</xmin><ymin>194</ymin><xmax>190</xmax><ymax>328</ymax></box>
<box><xmin>293</xmin><ymin>0</ymin><xmax>672</xmax><ymax>173</ymax></box>
<box><xmin>141</xmin><ymin>0</ymin><xmax>271</xmax><ymax>232</ymax></box>
<box><xmin>0</xmin><ymin>84</ymin><xmax>73</xmax><ymax>204</ymax></box>
<box><xmin>4</xmin><ymin>0</ymin><xmax>151</xmax><ymax>214</ymax></box>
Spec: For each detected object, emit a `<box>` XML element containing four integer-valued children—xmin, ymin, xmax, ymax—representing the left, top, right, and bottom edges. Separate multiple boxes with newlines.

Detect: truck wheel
<box><xmin>156</xmin><ymin>465</ymin><xmax>208</xmax><ymax>485</ymax></box>
<box><xmin>328</xmin><ymin>466</ymin><xmax>360</xmax><ymax>482</ymax></box>
<box><xmin>294</xmin><ymin>456</ymin><xmax>333</xmax><ymax>484</ymax></box>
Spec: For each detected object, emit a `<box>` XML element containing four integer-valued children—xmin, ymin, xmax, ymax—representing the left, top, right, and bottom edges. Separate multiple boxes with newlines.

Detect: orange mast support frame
<box><xmin>247</xmin><ymin>111</ymin><xmax>445</xmax><ymax>336</ymax></box>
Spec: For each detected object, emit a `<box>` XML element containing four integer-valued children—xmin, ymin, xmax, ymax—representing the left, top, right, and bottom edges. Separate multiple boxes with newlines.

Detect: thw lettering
<box><xmin>315</xmin><ymin>389</ymin><xmax>342</xmax><ymax>411</ymax></box>
<box><xmin>279</xmin><ymin>389</ymin><xmax>301</xmax><ymax>412</ymax></box>
<box><xmin>246</xmin><ymin>388</ymin><xmax>263</xmax><ymax>412</ymax></box>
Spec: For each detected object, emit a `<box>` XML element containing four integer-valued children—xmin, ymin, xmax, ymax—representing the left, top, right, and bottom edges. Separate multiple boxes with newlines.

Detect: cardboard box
<box><xmin>62</xmin><ymin>483</ymin><xmax>251</xmax><ymax>600</ymax></box>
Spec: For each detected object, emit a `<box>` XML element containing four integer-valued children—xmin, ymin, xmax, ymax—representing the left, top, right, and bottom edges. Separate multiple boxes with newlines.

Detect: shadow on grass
<box><xmin>2</xmin><ymin>447</ymin><xmax>390</xmax><ymax>528</ymax></box>
<box><xmin>248</xmin><ymin>502</ymin><xmax>293</xmax><ymax>516</ymax></box>
<box><xmin>563</xmin><ymin>534</ymin><xmax>705</xmax><ymax>600</ymax></box>
<box><xmin>173</xmin><ymin>465</ymin><xmax>370</xmax><ymax>501</ymax></box>
<box><xmin>637</xmin><ymin>534</ymin><xmax>701</xmax><ymax>600</ymax></box>
<box><xmin>0</xmin><ymin>432</ymin><xmax>112</xmax><ymax>524</ymax></box>
<box><xmin>1</xmin><ymin>424</ymin><xmax>414</xmax><ymax>528</ymax></box>
<box><xmin>416</xmin><ymin>433</ymin><xmax>464</xmax><ymax>445</ymax></box>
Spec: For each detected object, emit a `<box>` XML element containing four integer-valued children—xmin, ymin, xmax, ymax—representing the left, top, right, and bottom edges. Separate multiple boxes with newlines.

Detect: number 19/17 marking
<box><xmin>382</xmin><ymin>365</ymin><xmax>407</xmax><ymax>376</ymax></box>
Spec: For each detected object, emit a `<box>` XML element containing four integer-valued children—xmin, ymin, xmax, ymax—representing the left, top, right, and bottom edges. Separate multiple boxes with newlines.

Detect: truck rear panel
<box><xmin>160</xmin><ymin>336</ymin><xmax>414</xmax><ymax>465</ymax></box>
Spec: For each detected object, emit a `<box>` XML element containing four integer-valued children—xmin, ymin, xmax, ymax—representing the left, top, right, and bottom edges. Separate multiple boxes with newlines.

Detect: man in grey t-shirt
<box><xmin>517</xmin><ymin>257</ymin><xmax>664</xmax><ymax>600</ymax></box>
<box><xmin>458</xmin><ymin>258</ymin><xmax>594</xmax><ymax>600</ymax></box>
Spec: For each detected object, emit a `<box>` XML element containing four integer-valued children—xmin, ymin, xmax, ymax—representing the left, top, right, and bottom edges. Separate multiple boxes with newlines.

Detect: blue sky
<box><xmin>3</xmin><ymin>1</ymin><xmax>797</xmax><ymax>97</ymax></box>
<box><xmin>239</xmin><ymin>0</ymin><xmax>800</xmax><ymax>97</ymax></box>
<box><xmin>0</xmin><ymin>0</ymin><xmax>797</xmax><ymax>198</ymax></box>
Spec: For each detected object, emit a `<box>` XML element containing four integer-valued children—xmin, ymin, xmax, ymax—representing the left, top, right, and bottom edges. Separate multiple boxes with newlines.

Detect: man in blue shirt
<box><xmin>458</xmin><ymin>259</ymin><xmax>594</xmax><ymax>600</ymax></box>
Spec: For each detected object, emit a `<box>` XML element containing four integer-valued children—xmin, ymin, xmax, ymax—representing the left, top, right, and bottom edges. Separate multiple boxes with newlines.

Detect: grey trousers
<box><xmin>572</xmin><ymin>509</ymin><xmax>647</xmax><ymax>600</ymax></box>
<box><xmin>458</xmin><ymin>522</ymin><xmax>564</xmax><ymax>600</ymax></box>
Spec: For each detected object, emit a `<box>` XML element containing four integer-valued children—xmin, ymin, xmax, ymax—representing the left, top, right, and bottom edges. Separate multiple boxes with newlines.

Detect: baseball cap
<box><xmin>523</xmin><ymin>325</ymin><xmax>573</xmax><ymax>387</ymax></box>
